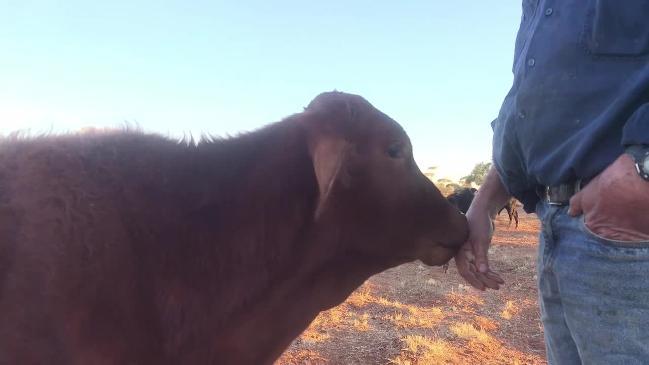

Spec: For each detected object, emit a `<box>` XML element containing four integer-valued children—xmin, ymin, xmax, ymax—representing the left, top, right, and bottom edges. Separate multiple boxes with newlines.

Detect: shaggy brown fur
<box><xmin>0</xmin><ymin>91</ymin><xmax>468</xmax><ymax>364</ymax></box>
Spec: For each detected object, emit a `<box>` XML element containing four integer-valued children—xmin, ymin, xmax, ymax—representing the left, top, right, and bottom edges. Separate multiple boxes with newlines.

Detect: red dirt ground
<box><xmin>277</xmin><ymin>209</ymin><xmax>546</xmax><ymax>365</ymax></box>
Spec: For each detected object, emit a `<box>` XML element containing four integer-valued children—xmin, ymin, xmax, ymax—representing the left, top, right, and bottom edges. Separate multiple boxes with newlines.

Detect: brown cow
<box><xmin>0</xmin><ymin>91</ymin><xmax>468</xmax><ymax>364</ymax></box>
<box><xmin>499</xmin><ymin>197</ymin><xmax>519</xmax><ymax>228</ymax></box>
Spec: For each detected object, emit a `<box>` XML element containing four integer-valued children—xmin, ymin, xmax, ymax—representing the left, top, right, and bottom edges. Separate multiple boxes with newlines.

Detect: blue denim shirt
<box><xmin>492</xmin><ymin>0</ymin><xmax>649</xmax><ymax>213</ymax></box>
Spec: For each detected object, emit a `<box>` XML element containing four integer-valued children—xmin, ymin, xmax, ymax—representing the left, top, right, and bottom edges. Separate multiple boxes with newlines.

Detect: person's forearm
<box><xmin>470</xmin><ymin>166</ymin><xmax>512</xmax><ymax>218</ymax></box>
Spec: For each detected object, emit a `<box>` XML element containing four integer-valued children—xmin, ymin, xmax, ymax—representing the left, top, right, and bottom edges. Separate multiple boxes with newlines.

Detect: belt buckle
<box><xmin>546</xmin><ymin>179</ymin><xmax>582</xmax><ymax>206</ymax></box>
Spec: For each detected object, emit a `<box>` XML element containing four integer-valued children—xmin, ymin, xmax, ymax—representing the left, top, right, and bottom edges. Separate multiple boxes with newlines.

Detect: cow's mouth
<box><xmin>419</xmin><ymin>210</ymin><xmax>469</xmax><ymax>266</ymax></box>
<box><xmin>419</xmin><ymin>244</ymin><xmax>460</xmax><ymax>266</ymax></box>
<box><xmin>438</xmin><ymin>209</ymin><xmax>470</xmax><ymax>247</ymax></box>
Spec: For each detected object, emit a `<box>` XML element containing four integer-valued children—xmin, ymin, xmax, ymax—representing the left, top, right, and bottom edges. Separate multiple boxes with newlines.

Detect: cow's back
<box><xmin>0</xmin><ymin>131</ymin><xmax>312</xmax><ymax>364</ymax></box>
<box><xmin>0</xmin><ymin>135</ymin><xmax>169</xmax><ymax>364</ymax></box>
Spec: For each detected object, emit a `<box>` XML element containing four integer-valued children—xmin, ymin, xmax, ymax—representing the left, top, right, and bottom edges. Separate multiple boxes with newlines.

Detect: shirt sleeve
<box><xmin>491</xmin><ymin>118</ymin><xmax>540</xmax><ymax>213</ymax></box>
<box><xmin>622</xmin><ymin>103</ymin><xmax>649</xmax><ymax>146</ymax></box>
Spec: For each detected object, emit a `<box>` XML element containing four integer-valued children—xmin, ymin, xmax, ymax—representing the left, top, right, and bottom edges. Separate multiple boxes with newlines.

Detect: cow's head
<box><xmin>447</xmin><ymin>187</ymin><xmax>477</xmax><ymax>214</ymax></box>
<box><xmin>302</xmin><ymin>91</ymin><xmax>468</xmax><ymax>267</ymax></box>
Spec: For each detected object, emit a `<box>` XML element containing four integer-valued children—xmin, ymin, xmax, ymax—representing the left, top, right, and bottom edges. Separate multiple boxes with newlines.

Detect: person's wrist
<box><xmin>467</xmin><ymin>195</ymin><xmax>499</xmax><ymax>219</ymax></box>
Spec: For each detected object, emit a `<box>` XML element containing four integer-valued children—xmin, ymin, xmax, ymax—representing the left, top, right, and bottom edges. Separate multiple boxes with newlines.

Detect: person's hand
<box><xmin>569</xmin><ymin>153</ymin><xmax>649</xmax><ymax>241</ymax></box>
<box><xmin>454</xmin><ymin>203</ymin><xmax>505</xmax><ymax>290</ymax></box>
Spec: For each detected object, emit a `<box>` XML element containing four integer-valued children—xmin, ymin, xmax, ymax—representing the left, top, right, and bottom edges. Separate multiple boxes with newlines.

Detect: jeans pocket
<box><xmin>579</xmin><ymin>216</ymin><xmax>649</xmax><ymax>248</ymax></box>
<box><xmin>582</xmin><ymin>0</ymin><xmax>649</xmax><ymax>57</ymax></box>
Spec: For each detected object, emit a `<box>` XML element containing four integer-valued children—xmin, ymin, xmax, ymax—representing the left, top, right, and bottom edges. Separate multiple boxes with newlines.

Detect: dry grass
<box><xmin>473</xmin><ymin>316</ymin><xmax>500</xmax><ymax>331</ymax></box>
<box><xmin>382</xmin><ymin>302</ymin><xmax>445</xmax><ymax>329</ymax></box>
<box><xmin>300</xmin><ymin>305</ymin><xmax>349</xmax><ymax>344</ymax></box>
<box><xmin>346</xmin><ymin>287</ymin><xmax>374</xmax><ymax>308</ymax></box>
<box><xmin>352</xmin><ymin>313</ymin><xmax>371</xmax><ymax>332</ymax></box>
<box><xmin>390</xmin><ymin>335</ymin><xmax>458</xmax><ymax>365</ymax></box>
<box><xmin>501</xmin><ymin>300</ymin><xmax>520</xmax><ymax>320</ymax></box>
<box><xmin>450</xmin><ymin>322</ymin><xmax>496</xmax><ymax>347</ymax></box>
<box><xmin>279</xmin><ymin>349</ymin><xmax>327</xmax><ymax>365</ymax></box>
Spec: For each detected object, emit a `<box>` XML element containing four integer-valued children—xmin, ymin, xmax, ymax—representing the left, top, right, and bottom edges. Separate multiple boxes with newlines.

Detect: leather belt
<box><xmin>538</xmin><ymin>180</ymin><xmax>588</xmax><ymax>206</ymax></box>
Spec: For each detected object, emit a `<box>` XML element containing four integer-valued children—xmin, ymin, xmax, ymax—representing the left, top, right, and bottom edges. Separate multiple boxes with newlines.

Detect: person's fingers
<box><xmin>568</xmin><ymin>191</ymin><xmax>583</xmax><ymax>217</ymax></box>
<box><xmin>475</xmin><ymin>271</ymin><xmax>502</xmax><ymax>290</ymax></box>
<box><xmin>473</xmin><ymin>238</ymin><xmax>490</xmax><ymax>274</ymax></box>
<box><xmin>485</xmin><ymin>270</ymin><xmax>505</xmax><ymax>284</ymax></box>
<box><xmin>456</xmin><ymin>256</ymin><xmax>504</xmax><ymax>291</ymax></box>
<box><xmin>454</xmin><ymin>233</ymin><xmax>505</xmax><ymax>291</ymax></box>
<box><xmin>456</xmin><ymin>259</ymin><xmax>485</xmax><ymax>290</ymax></box>
<box><xmin>467</xmin><ymin>236</ymin><xmax>504</xmax><ymax>289</ymax></box>
<box><xmin>459</xmin><ymin>268</ymin><xmax>486</xmax><ymax>291</ymax></box>
<box><xmin>454</xmin><ymin>250</ymin><xmax>485</xmax><ymax>290</ymax></box>
<box><xmin>459</xmin><ymin>261</ymin><xmax>502</xmax><ymax>290</ymax></box>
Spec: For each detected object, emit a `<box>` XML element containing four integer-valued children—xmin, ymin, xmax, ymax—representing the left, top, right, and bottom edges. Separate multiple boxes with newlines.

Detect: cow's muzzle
<box><xmin>419</xmin><ymin>210</ymin><xmax>469</xmax><ymax>266</ymax></box>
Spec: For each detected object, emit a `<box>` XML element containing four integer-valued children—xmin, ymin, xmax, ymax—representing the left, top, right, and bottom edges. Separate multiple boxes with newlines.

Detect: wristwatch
<box><xmin>626</xmin><ymin>144</ymin><xmax>649</xmax><ymax>182</ymax></box>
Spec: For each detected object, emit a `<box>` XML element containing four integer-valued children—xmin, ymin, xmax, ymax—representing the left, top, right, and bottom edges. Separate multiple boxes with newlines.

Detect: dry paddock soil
<box><xmin>277</xmin><ymin>210</ymin><xmax>546</xmax><ymax>365</ymax></box>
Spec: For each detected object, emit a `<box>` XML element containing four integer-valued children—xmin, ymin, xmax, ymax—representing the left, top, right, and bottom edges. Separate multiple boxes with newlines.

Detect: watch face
<box><xmin>628</xmin><ymin>147</ymin><xmax>649</xmax><ymax>181</ymax></box>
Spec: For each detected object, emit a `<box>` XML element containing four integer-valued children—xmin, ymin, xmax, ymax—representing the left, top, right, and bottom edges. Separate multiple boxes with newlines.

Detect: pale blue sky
<box><xmin>0</xmin><ymin>1</ymin><xmax>521</xmax><ymax>180</ymax></box>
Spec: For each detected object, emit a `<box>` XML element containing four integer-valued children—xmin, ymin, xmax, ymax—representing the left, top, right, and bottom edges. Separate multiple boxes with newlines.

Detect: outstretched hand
<box><xmin>454</xmin><ymin>203</ymin><xmax>505</xmax><ymax>291</ymax></box>
<box><xmin>453</xmin><ymin>166</ymin><xmax>510</xmax><ymax>290</ymax></box>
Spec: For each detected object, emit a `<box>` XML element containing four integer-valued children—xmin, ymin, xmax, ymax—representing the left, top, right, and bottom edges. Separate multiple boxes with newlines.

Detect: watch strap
<box><xmin>626</xmin><ymin>144</ymin><xmax>649</xmax><ymax>181</ymax></box>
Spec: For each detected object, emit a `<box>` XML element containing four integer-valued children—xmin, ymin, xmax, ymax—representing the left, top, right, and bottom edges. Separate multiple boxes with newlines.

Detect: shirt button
<box><xmin>527</xmin><ymin>58</ymin><xmax>536</xmax><ymax>67</ymax></box>
<box><xmin>518</xmin><ymin>111</ymin><xmax>526</xmax><ymax>120</ymax></box>
<box><xmin>545</xmin><ymin>8</ymin><xmax>553</xmax><ymax>16</ymax></box>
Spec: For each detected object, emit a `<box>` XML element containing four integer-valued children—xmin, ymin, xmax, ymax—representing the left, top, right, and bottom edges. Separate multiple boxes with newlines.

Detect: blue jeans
<box><xmin>536</xmin><ymin>201</ymin><xmax>649</xmax><ymax>365</ymax></box>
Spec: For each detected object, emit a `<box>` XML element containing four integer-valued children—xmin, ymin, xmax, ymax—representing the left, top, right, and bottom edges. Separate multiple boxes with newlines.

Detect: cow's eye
<box><xmin>386</xmin><ymin>143</ymin><xmax>403</xmax><ymax>159</ymax></box>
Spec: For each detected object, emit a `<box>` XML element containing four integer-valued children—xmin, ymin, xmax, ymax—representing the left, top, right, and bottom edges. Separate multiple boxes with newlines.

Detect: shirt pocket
<box><xmin>582</xmin><ymin>0</ymin><xmax>649</xmax><ymax>57</ymax></box>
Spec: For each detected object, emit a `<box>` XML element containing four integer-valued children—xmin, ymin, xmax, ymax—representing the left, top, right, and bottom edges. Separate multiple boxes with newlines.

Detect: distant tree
<box><xmin>423</xmin><ymin>166</ymin><xmax>437</xmax><ymax>181</ymax></box>
<box><xmin>446</xmin><ymin>183</ymin><xmax>462</xmax><ymax>192</ymax></box>
<box><xmin>458</xmin><ymin>177</ymin><xmax>471</xmax><ymax>187</ymax></box>
<box><xmin>433</xmin><ymin>178</ymin><xmax>454</xmax><ymax>196</ymax></box>
<box><xmin>462</xmin><ymin>161</ymin><xmax>492</xmax><ymax>186</ymax></box>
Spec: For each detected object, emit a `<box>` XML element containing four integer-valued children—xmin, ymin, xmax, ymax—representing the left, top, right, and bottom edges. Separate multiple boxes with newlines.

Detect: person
<box><xmin>454</xmin><ymin>2</ymin><xmax>649</xmax><ymax>364</ymax></box>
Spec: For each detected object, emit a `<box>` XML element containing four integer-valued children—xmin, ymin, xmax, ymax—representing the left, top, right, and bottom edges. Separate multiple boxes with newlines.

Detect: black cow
<box><xmin>446</xmin><ymin>188</ymin><xmax>518</xmax><ymax>228</ymax></box>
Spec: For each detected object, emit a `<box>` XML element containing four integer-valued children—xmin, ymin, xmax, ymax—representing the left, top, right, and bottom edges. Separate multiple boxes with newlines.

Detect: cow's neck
<box><xmin>155</xmin><ymin>119</ymin><xmax>393</xmax><ymax>364</ymax></box>
<box><xmin>199</xmin><ymin>120</ymin><xmax>321</xmax><ymax>289</ymax></box>
<box><xmin>206</xmin><ymin>215</ymin><xmax>401</xmax><ymax>364</ymax></box>
<box><xmin>213</xmin><ymin>240</ymin><xmax>392</xmax><ymax>364</ymax></box>
<box><xmin>156</xmin><ymin>118</ymin><xmax>344</xmax><ymax>357</ymax></box>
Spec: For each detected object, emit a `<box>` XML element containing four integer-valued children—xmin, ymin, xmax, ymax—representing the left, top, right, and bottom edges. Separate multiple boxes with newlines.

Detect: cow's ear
<box><xmin>312</xmin><ymin>137</ymin><xmax>350</xmax><ymax>220</ymax></box>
